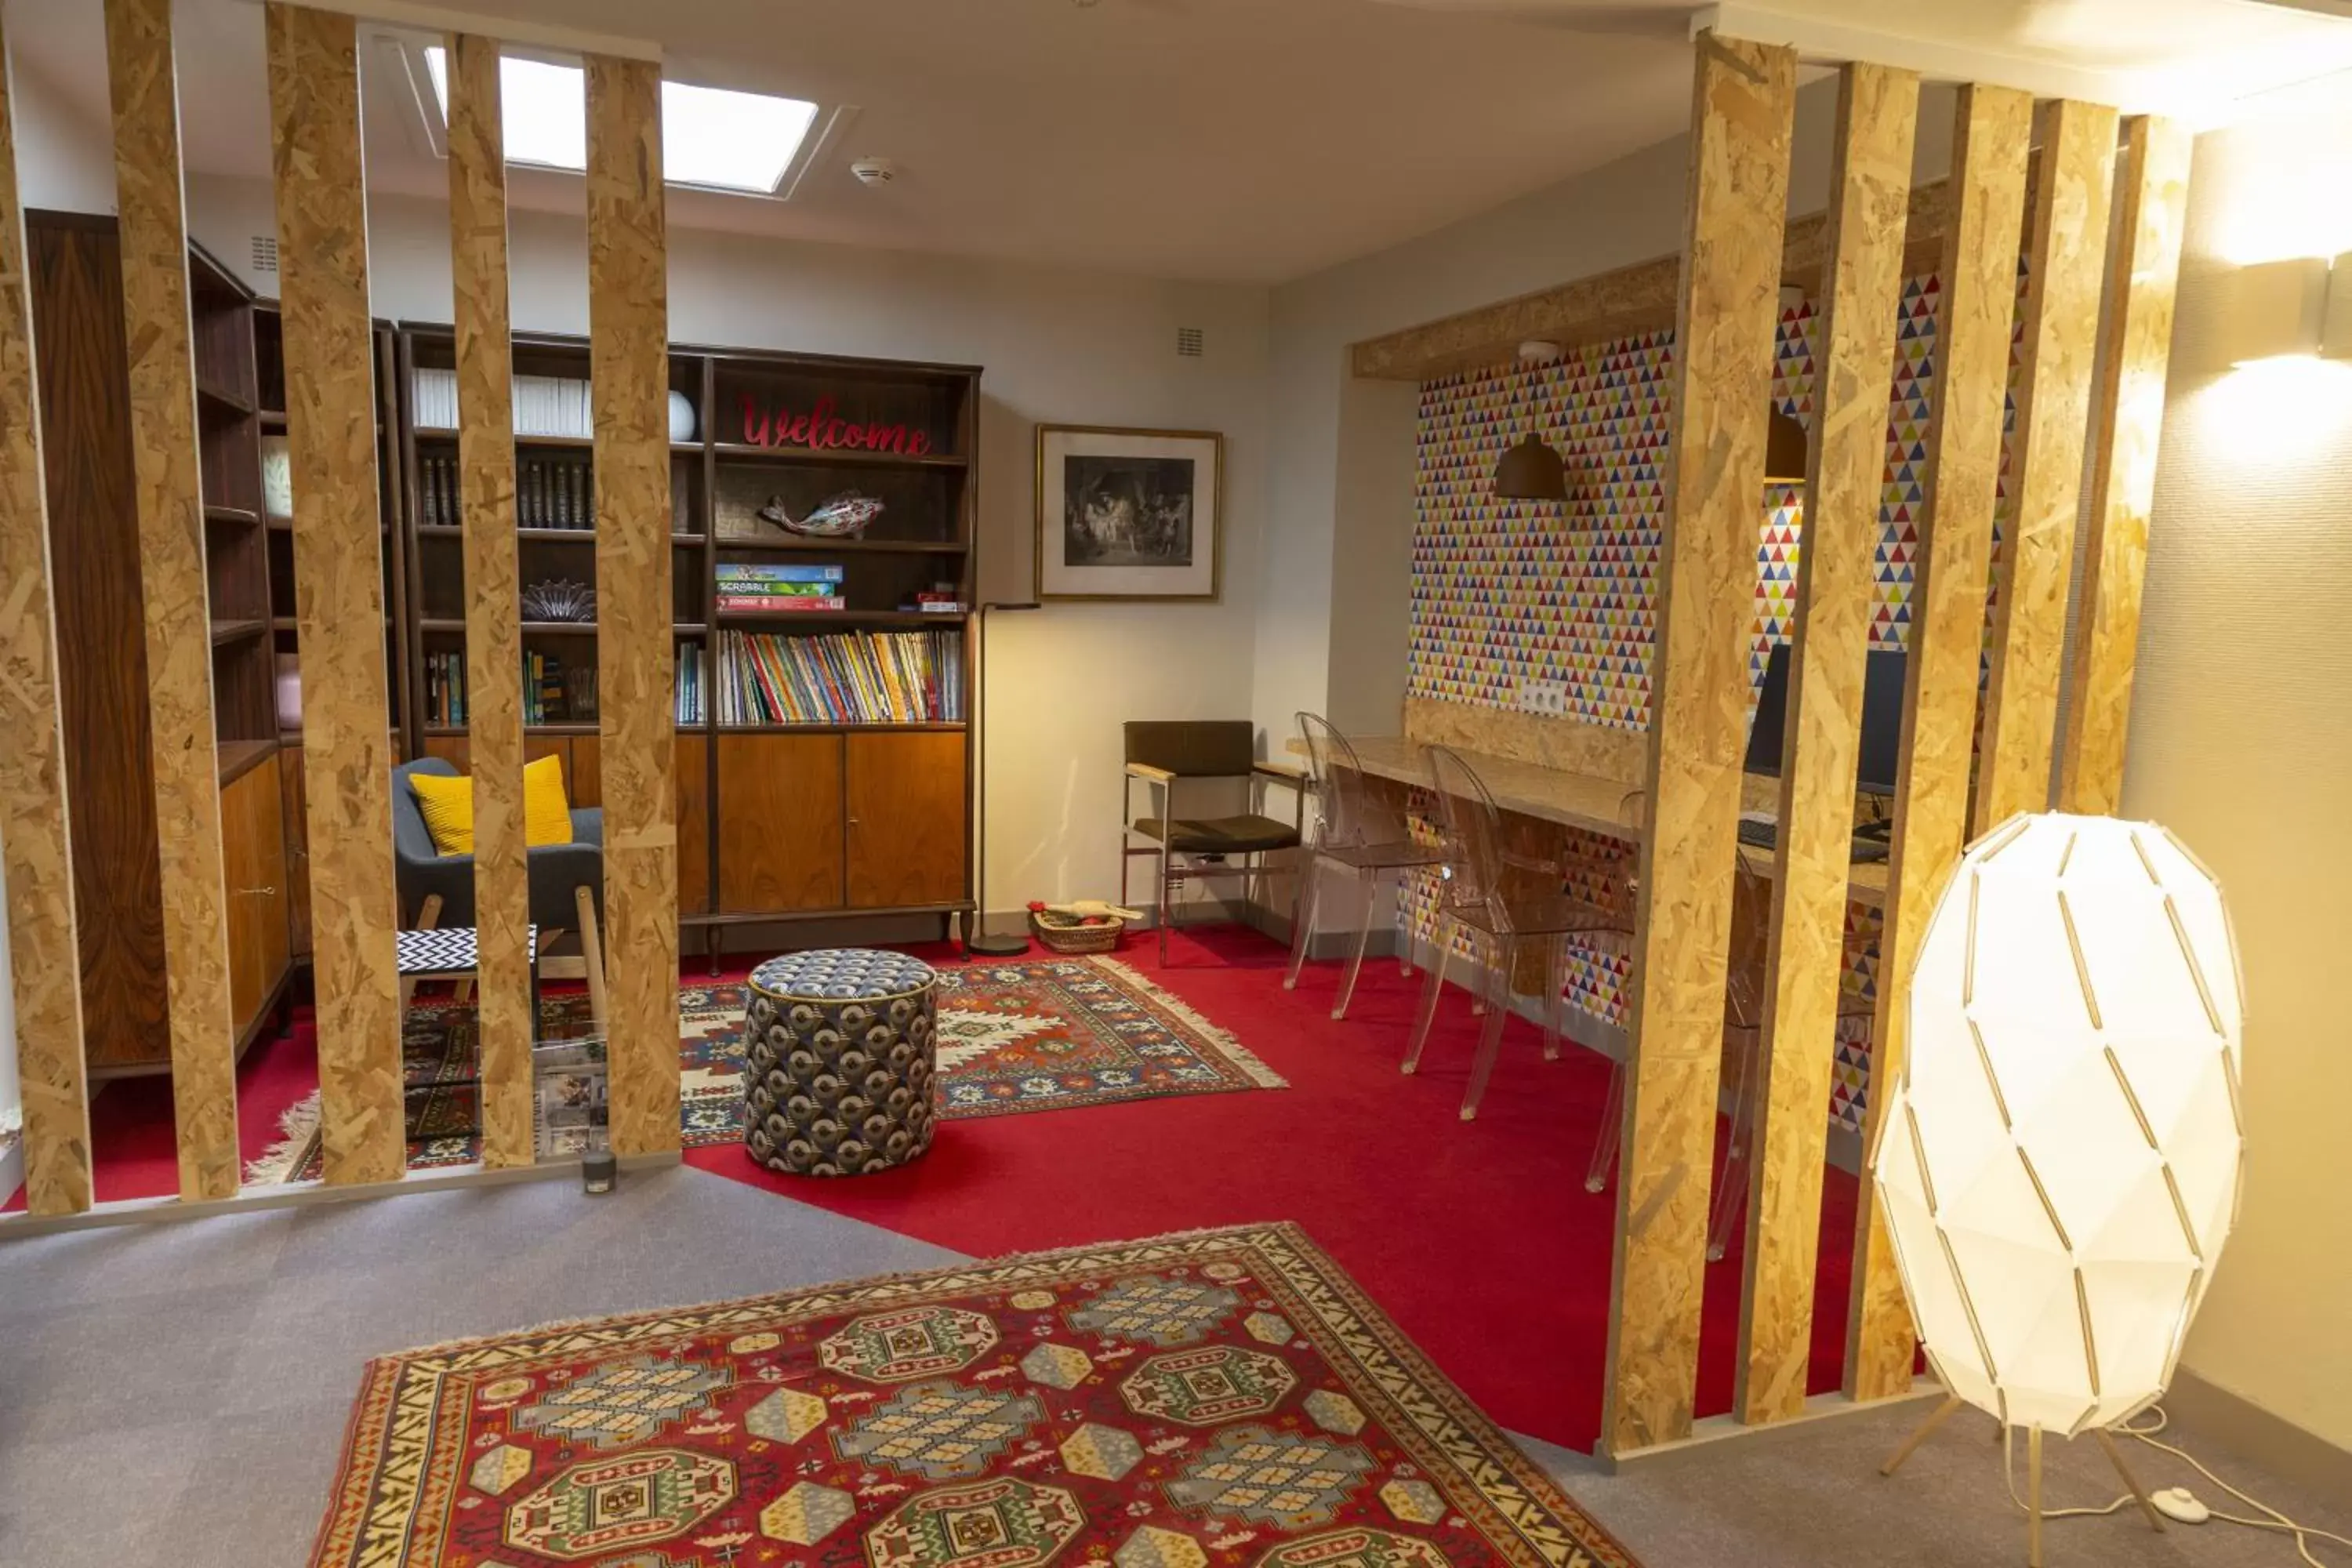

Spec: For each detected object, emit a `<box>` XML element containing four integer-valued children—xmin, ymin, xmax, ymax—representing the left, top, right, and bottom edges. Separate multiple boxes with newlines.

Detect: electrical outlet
<box><xmin>1516</xmin><ymin>677</ymin><xmax>1569</xmax><ymax>716</ymax></box>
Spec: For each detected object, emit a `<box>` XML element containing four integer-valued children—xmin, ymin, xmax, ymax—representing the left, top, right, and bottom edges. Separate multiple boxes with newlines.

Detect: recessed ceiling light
<box><xmin>420</xmin><ymin>47</ymin><xmax>819</xmax><ymax>196</ymax></box>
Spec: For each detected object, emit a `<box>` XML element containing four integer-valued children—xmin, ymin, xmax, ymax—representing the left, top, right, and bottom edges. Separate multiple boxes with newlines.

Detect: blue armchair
<box><xmin>391</xmin><ymin>758</ymin><xmax>608</xmax><ymax>1028</ymax></box>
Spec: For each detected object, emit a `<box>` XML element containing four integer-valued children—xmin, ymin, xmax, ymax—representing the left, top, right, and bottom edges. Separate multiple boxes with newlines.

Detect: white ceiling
<box><xmin>9</xmin><ymin>0</ymin><xmax>2352</xmax><ymax>285</ymax></box>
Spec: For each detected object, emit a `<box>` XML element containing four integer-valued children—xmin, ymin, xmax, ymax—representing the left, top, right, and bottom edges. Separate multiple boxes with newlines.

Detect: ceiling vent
<box><xmin>1176</xmin><ymin>326</ymin><xmax>1203</xmax><ymax>358</ymax></box>
<box><xmin>250</xmin><ymin>234</ymin><xmax>278</xmax><ymax>274</ymax></box>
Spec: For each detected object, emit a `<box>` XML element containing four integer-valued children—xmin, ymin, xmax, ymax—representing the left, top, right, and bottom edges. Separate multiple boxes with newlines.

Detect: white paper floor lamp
<box><xmin>1874</xmin><ymin>812</ymin><xmax>2245</xmax><ymax>1566</ymax></box>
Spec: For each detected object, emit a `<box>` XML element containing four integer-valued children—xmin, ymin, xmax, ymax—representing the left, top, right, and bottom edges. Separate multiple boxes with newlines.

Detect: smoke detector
<box><xmin>1515</xmin><ymin>339</ymin><xmax>1563</xmax><ymax>364</ymax></box>
<box><xmin>849</xmin><ymin>158</ymin><xmax>898</xmax><ymax>187</ymax></box>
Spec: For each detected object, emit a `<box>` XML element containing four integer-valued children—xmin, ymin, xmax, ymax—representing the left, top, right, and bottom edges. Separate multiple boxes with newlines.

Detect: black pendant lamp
<box><xmin>1764</xmin><ymin>408</ymin><xmax>1810</xmax><ymax>485</ymax></box>
<box><xmin>1492</xmin><ymin>432</ymin><xmax>1567</xmax><ymax>501</ymax></box>
<box><xmin>1493</xmin><ymin>338</ymin><xmax>1569</xmax><ymax>502</ymax></box>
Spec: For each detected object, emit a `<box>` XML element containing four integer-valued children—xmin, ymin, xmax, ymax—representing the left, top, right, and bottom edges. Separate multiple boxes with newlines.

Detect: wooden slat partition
<box><xmin>446</xmin><ymin>32</ymin><xmax>534</xmax><ymax>1169</ymax></box>
<box><xmin>267</xmin><ymin>2</ymin><xmax>404</xmax><ymax>1185</ymax></box>
<box><xmin>1601</xmin><ymin>29</ymin><xmax>1796</xmax><ymax>1458</ymax></box>
<box><xmin>103</xmin><ymin>0</ymin><xmax>238</xmax><ymax>1201</ymax></box>
<box><xmin>1733</xmin><ymin>61</ymin><xmax>1919</xmax><ymax>1427</ymax></box>
<box><xmin>586</xmin><ymin>53</ymin><xmax>681</xmax><ymax>1156</ymax></box>
<box><xmin>1975</xmin><ymin>100</ymin><xmax>2118</xmax><ymax>829</ymax></box>
<box><xmin>0</xmin><ymin>20</ymin><xmax>93</xmax><ymax>1216</ymax></box>
<box><xmin>2060</xmin><ymin>117</ymin><xmax>2193</xmax><ymax>815</ymax></box>
<box><xmin>1844</xmin><ymin>83</ymin><xmax>2035</xmax><ymax>1403</ymax></box>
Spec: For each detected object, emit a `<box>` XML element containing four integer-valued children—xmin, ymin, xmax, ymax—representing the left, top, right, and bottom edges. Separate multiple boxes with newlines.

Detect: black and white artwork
<box><xmin>1062</xmin><ymin>455</ymin><xmax>1195</xmax><ymax>568</ymax></box>
<box><xmin>1036</xmin><ymin>426</ymin><xmax>1221</xmax><ymax>601</ymax></box>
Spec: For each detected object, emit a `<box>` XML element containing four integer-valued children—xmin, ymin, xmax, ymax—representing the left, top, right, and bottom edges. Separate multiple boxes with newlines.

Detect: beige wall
<box><xmin>2130</xmin><ymin>72</ymin><xmax>2352</xmax><ymax>1453</ymax></box>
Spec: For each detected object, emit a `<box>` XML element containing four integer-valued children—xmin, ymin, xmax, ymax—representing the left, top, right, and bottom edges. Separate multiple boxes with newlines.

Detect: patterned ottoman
<box><xmin>742</xmin><ymin>949</ymin><xmax>938</xmax><ymax>1176</ymax></box>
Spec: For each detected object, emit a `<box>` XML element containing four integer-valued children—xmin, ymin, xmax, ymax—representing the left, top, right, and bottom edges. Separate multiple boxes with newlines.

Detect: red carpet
<box><xmin>693</xmin><ymin>924</ymin><xmax>1860</xmax><ymax>1454</ymax></box>
<box><xmin>3</xmin><ymin>1002</ymin><xmax>322</xmax><ymax>1211</ymax></box>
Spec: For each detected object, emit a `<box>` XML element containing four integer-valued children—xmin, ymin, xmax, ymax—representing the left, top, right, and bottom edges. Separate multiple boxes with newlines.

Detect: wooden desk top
<box><xmin>1294</xmin><ymin>733</ymin><xmax>1887</xmax><ymax>904</ymax></box>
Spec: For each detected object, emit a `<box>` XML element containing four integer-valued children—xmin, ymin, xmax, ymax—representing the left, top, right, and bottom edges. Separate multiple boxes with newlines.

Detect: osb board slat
<box><xmin>1403</xmin><ymin>696</ymin><xmax>1646</xmax><ymax>784</ymax></box>
<box><xmin>1845</xmin><ymin>82</ymin><xmax>2035</xmax><ymax>1404</ymax></box>
<box><xmin>2060</xmin><ymin>117</ymin><xmax>2191</xmax><ymax>815</ymax></box>
<box><xmin>1602</xmin><ymin>31</ymin><xmax>1796</xmax><ymax>1459</ymax></box>
<box><xmin>1735</xmin><ymin>62</ymin><xmax>1919</xmax><ymax>1428</ymax></box>
<box><xmin>267</xmin><ymin>3</ymin><xmax>404</xmax><ymax>1186</ymax></box>
<box><xmin>1353</xmin><ymin>181</ymin><xmax>1949</xmax><ymax>383</ymax></box>
<box><xmin>1975</xmin><ymin>100</ymin><xmax>2118</xmax><ymax>829</ymax></box>
<box><xmin>104</xmin><ymin>0</ymin><xmax>238</xmax><ymax>1202</ymax></box>
<box><xmin>586</xmin><ymin>53</ymin><xmax>681</xmax><ymax>1156</ymax></box>
<box><xmin>0</xmin><ymin>18</ymin><xmax>93</xmax><ymax>1215</ymax></box>
<box><xmin>447</xmin><ymin>32</ymin><xmax>533</xmax><ymax>1171</ymax></box>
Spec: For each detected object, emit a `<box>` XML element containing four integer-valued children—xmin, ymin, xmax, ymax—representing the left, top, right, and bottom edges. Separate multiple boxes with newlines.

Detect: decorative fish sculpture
<box><xmin>758</xmin><ymin>490</ymin><xmax>885</xmax><ymax>538</ymax></box>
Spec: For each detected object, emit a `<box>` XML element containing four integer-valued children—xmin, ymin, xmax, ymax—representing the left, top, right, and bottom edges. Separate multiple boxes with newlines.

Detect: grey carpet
<box><xmin>2</xmin><ymin>1166</ymin><xmax>2343</xmax><ymax>1568</ymax></box>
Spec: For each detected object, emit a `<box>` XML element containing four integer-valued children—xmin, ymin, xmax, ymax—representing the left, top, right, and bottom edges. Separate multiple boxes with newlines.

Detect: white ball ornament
<box><xmin>1872</xmin><ymin>811</ymin><xmax>2244</xmax><ymax>1437</ymax></box>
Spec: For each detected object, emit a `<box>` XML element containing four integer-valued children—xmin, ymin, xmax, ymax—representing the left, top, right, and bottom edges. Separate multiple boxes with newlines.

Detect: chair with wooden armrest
<box><xmin>1120</xmin><ymin>720</ymin><xmax>1305</xmax><ymax>964</ymax></box>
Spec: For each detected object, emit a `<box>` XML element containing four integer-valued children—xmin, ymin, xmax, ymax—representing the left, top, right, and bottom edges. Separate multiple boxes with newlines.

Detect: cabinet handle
<box><xmin>234</xmin><ymin>885</ymin><xmax>277</xmax><ymax>896</ymax></box>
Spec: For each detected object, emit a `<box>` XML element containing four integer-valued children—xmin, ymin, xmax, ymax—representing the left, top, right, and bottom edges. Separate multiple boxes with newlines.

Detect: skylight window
<box><xmin>419</xmin><ymin>48</ymin><xmax>820</xmax><ymax>197</ymax></box>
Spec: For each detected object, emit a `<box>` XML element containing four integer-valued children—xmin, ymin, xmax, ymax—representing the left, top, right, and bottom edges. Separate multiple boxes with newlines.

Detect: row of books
<box><xmin>717</xmin><ymin>561</ymin><xmax>844</xmax><ymax>614</ymax></box>
<box><xmin>677</xmin><ymin>641</ymin><xmax>706</xmax><ymax>725</ymax></box>
<box><xmin>423</xmin><ymin>651</ymin><xmax>601</xmax><ymax>728</ymax></box>
<box><xmin>417</xmin><ymin>455</ymin><xmax>598</xmax><ymax>531</ymax></box>
<box><xmin>412</xmin><ymin>368</ymin><xmax>593</xmax><ymax>439</ymax></box>
<box><xmin>717</xmin><ymin>629</ymin><xmax>964</xmax><ymax>725</ymax></box>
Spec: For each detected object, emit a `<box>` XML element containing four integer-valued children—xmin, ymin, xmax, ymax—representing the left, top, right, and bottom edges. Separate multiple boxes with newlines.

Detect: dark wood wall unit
<box><xmin>396</xmin><ymin>326</ymin><xmax>981</xmax><ymax>960</ymax></box>
<box><xmin>26</xmin><ymin>214</ymin><xmax>310</xmax><ymax>1077</ymax></box>
<box><xmin>27</xmin><ymin>212</ymin><xmax>170</xmax><ymax>1076</ymax></box>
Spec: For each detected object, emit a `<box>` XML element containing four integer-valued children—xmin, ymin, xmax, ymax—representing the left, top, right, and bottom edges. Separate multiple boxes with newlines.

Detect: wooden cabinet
<box><xmin>281</xmin><ymin>744</ymin><xmax>313</xmax><ymax>956</ymax></box>
<box><xmin>847</xmin><ymin>731</ymin><xmax>967</xmax><ymax>909</ymax></box>
<box><xmin>678</xmin><ymin>735</ymin><xmax>710</xmax><ymax>913</ymax></box>
<box><xmin>718</xmin><ymin>733</ymin><xmax>844</xmax><ymax>913</ymax></box>
<box><xmin>220</xmin><ymin>752</ymin><xmax>291</xmax><ymax>1040</ymax></box>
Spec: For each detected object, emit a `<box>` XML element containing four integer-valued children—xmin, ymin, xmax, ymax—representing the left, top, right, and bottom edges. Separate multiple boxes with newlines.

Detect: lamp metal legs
<box><xmin>1878</xmin><ymin>1393</ymin><xmax>1963</xmax><ymax>1476</ymax></box>
<box><xmin>1882</xmin><ymin>1400</ymin><xmax>2161</xmax><ymax>1567</ymax></box>
<box><xmin>2092</xmin><ymin>1428</ymin><xmax>2168</xmax><ymax>1534</ymax></box>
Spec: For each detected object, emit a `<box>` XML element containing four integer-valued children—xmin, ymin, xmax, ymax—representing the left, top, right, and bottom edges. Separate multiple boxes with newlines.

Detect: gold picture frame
<box><xmin>1034</xmin><ymin>423</ymin><xmax>1223</xmax><ymax>602</ymax></box>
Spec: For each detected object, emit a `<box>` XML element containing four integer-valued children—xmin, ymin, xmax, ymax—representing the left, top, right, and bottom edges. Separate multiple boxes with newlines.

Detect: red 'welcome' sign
<box><xmin>740</xmin><ymin>393</ymin><xmax>935</xmax><ymax>456</ymax></box>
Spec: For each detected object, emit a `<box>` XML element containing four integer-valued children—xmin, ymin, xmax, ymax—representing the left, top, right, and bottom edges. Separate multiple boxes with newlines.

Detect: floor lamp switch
<box><xmin>2151</xmin><ymin>1486</ymin><xmax>2209</xmax><ymax>1524</ymax></box>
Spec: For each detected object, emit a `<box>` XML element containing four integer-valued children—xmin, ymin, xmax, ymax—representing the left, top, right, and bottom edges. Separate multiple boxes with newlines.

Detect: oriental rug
<box><xmin>307</xmin><ymin>1222</ymin><xmax>1636</xmax><ymax>1568</ymax></box>
<box><xmin>249</xmin><ymin>956</ymin><xmax>1283</xmax><ymax>1182</ymax></box>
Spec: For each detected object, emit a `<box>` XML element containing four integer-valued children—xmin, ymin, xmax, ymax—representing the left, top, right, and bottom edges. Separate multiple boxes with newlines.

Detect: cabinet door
<box><xmin>280</xmin><ymin>745</ymin><xmax>313</xmax><ymax>957</ymax></box>
<box><xmin>845</xmin><ymin>731</ymin><xmax>967</xmax><ymax>909</ymax></box>
<box><xmin>221</xmin><ymin>753</ymin><xmax>289</xmax><ymax>1035</ymax></box>
<box><xmin>677</xmin><ymin>735</ymin><xmax>710</xmax><ymax>914</ymax></box>
<box><xmin>717</xmin><ymin>733</ymin><xmax>844</xmax><ymax>913</ymax></box>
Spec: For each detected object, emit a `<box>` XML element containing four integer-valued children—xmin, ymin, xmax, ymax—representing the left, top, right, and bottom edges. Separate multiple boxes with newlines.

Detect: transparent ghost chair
<box><xmin>1401</xmin><ymin>745</ymin><xmax>1623</xmax><ymax>1120</ymax></box>
<box><xmin>1283</xmin><ymin>713</ymin><xmax>1448</xmax><ymax>1019</ymax></box>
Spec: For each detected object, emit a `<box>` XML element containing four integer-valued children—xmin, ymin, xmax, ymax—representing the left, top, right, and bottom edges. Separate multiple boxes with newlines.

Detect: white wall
<box><xmin>184</xmin><ymin>175</ymin><xmax>1272</xmax><ymax>925</ymax></box>
<box><xmin>7</xmin><ymin>48</ymin><xmax>112</xmax><ymax>214</ymax></box>
<box><xmin>2125</xmin><ymin>71</ymin><xmax>2352</xmax><ymax>1454</ymax></box>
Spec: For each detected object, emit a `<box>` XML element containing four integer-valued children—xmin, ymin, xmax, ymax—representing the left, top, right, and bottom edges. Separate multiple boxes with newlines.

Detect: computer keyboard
<box><xmin>1736</xmin><ymin>815</ymin><xmax>1891</xmax><ymax>864</ymax></box>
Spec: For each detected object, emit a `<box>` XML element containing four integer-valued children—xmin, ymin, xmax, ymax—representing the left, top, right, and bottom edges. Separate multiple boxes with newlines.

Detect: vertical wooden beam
<box><xmin>586</xmin><ymin>53</ymin><xmax>680</xmax><ymax>1156</ymax></box>
<box><xmin>1601</xmin><ymin>29</ymin><xmax>1796</xmax><ymax>1458</ymax></box>
<box><xmin>2060</xmin><ymin>118</ymin><xmax>2192</xmax><ymax>815</ymax></box>
<box><xmin>447</xmin><ymin>33</ymin><xmax>534</xmax><ymax>1169</ymax></box>
<box><xmin>267</xmin><ymin>3</ymin><xmax>404</xmax><ymax>1185</ymax></box>
<box><xmin>1734</xmin><ymin>62</ymin><xmax>1919</xmax><ymax>1427</ymax></box>
<box><xmin>1846</xmin><ymin>83</ymin><xmax>2035</xmax><ymax>1403</ymax></box>
<box><xmin>1976</xmin><ymin>100</ymin><xmax>2118</xmax><ymax>828</ymax></box>
<box><xmin>103</xmin><ymin>0</ymin><xmax>238</xmax><ymax>1201</ymax></box>
<box><xmin>0</xmin><ymin>25</ymin><xmax>93</xmax><ymax>1216</ymax></box>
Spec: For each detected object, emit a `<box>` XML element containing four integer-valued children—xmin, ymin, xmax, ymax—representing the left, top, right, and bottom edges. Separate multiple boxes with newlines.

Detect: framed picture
<box><xmin>1035</xmin><ymin>424</ymin><xmax>1222</xmax><ymax>601</ymax></box>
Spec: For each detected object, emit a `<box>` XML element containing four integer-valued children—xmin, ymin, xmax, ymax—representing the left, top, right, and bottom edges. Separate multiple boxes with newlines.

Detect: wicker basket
<box><xmin>1029</xmin><ymin>909</ymin><xmax>1125</xmax><ymax>955</ymax></box>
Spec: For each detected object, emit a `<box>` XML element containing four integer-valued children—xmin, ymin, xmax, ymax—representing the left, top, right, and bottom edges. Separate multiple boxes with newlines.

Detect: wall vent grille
<box><xmin>1176</xmin><ymin>326</ymin><xmax>1203</xmax><ymax>358</ymax></box>
<box><xmin>251</xmin><ymin>235</ymin><xmax>279</xmax><ymax>273</ymax></box>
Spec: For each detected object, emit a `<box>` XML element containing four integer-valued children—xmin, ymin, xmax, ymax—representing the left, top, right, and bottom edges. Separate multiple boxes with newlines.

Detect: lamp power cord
<box><xmin>1995</xmin><ymin>1406</ymin><xmax>2352</xmax><ymax>1567</ymax></box>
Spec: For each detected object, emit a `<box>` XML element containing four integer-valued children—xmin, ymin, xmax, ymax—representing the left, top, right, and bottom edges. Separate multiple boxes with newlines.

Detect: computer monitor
<box><xmin>1744</xmin><ymin>644</ymin><xmax>1907</xmax><ymax>796</ymax></box>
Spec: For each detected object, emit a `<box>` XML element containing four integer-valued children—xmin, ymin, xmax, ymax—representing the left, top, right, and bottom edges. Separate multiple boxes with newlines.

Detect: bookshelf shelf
<box><xmin>410</xmin><ymin>524</ymin><xmax>706</xmax><ymax>546</ymax></box>
<box><xmin>713</xmin><ymin>535</ymin><xmax>965</xmax><ymax>555</ymax></box>
<box><xmin>715</xmin><ymin>610</ymin><xmax>967</xmax><ymax>627</ymax></box>
<box><xmin>205</xmin><ymin>503</ymin><xmax>260</xmax><ymax>528</ymax></box>
<box><xmin>710</xmin><ymin>441</ymin><xmax>967</xmax><ymax>473</ymax></box>
<box><xmin>210</xmin><ymin>618</ymin><xmax>269</xmax><ymax>646</ymax></box>
<box><xmin>196</xmin><ymin>379</ymin><xmax>254</xmax><ymax>418</ymax></box>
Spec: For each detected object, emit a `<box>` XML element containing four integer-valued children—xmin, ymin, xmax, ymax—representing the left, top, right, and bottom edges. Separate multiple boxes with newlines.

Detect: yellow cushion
<box><xmin>408</xmin><ymin>756</ymin><xmax>574</xmax><ymax>857</ymax></box>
